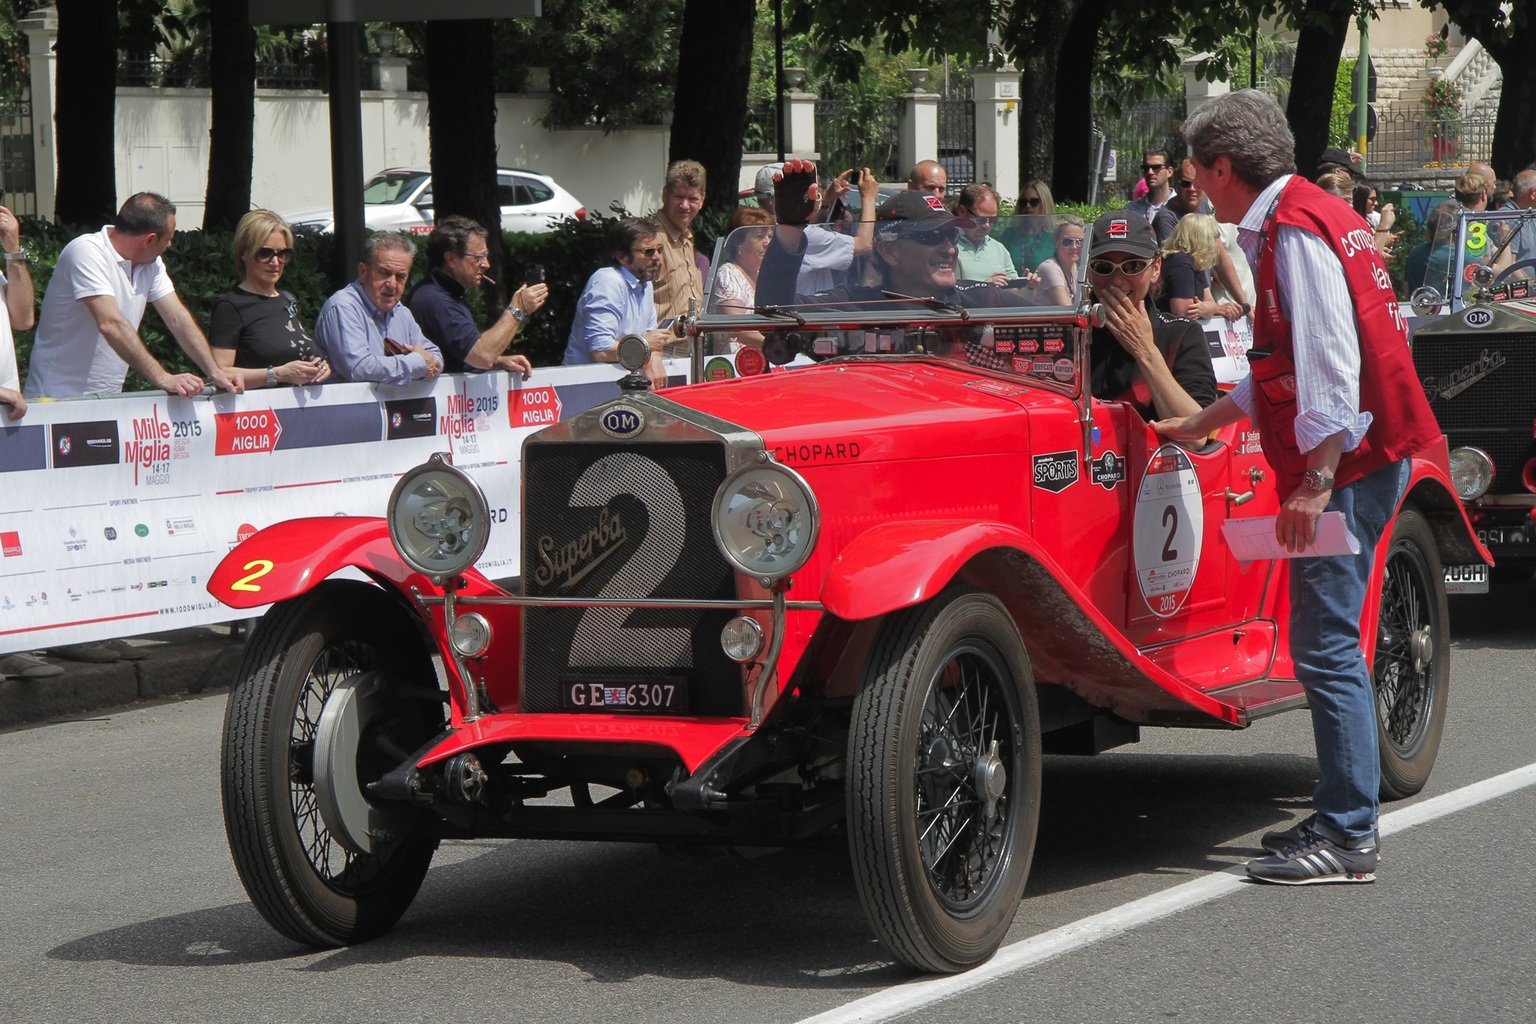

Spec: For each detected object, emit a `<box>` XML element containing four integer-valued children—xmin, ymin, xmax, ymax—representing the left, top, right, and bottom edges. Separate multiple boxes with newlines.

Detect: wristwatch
<box><xmin>508</xmin><ymin>304</ymin><xmax>527</xmax><ymax>322</ymax></box>
<box><xmin>265</xmin><ymin>366</ymin><xmax>277</xmax><ymax>388</ymax></box>
<box><xmin>1302</xmin><ymin>468</ymin><xmax>1334</xmax><ymax>492</ymax></box>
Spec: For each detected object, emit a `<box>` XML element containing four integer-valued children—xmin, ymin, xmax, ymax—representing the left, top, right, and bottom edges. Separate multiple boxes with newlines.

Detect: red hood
<box><xmin>671</xmin><ymin>361</ymin><xmax>1053</xmax><ymax>463</ymax></box>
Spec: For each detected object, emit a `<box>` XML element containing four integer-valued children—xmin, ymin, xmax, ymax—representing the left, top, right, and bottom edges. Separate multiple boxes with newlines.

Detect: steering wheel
<box><xmin>1492</xmin><ymin>259</ymin><xmax>1536</xmax><ymax>287</ymax></box>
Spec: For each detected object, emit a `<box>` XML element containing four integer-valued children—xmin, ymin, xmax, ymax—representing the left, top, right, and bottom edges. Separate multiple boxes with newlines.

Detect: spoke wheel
<box><xmin>1373</xmin><ymin>507</ymin><xmax>1450</xmax><ymax>800</ymax></box>
<box><xmin>221</xmin><ymin>581</ymin><xmax>443</xmax><ymax>947</ymax></box>
<box><xmin>848</xmin><ymin>589</ymin><xmax>1040</xmax><ymax>973</ymax></box>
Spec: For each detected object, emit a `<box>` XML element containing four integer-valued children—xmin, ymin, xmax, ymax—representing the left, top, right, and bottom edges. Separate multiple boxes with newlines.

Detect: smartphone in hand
<box><xmin>525</xmin><ymin>265</ymin><xmax>545</xmax><ymax>286</ymax></box>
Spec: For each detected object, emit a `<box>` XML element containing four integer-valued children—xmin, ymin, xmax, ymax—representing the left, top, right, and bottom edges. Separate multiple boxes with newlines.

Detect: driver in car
<box><xmin>756</xmin><ymin>160</ymin><xmax>1027</xmax><ymax>312</ymax></box>
<box><xmin>1086</xmin><ymin>210</ymin><xmax>1218</xmax><ymax>422</ymax></box>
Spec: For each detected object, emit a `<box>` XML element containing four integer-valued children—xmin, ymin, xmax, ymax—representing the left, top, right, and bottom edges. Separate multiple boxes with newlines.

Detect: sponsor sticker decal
<box><xmin>1032</xmin><ymin>450</ymin><xmax>1080</xmax><ymax>493</ymax></box>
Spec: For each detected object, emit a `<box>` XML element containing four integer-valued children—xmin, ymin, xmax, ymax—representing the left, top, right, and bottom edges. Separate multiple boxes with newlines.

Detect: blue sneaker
<box><xmin>1247</xmin><ymin>826</ymin><xmax>1377</xmax><ymax>885</ymax></box>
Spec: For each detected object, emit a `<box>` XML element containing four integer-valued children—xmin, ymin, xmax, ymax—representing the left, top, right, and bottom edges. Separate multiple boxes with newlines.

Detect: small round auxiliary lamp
<box><xmin>387</xmin><ymin>452</ymin><xmax>491</xmax><ymax>584</ymax></box>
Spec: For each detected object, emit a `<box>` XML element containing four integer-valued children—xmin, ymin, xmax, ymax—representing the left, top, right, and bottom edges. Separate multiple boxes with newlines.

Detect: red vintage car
<box><xmin>209</xmin><ymin>216</ymin><xmax>1485</xmax><ymax>973</ymax></box>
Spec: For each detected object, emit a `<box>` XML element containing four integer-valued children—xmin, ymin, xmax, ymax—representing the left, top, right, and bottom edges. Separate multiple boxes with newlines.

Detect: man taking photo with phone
<box><xmin>405</xmin><ymin>214</ymin><xmax>547</xmax><ymax>378</ymax></box>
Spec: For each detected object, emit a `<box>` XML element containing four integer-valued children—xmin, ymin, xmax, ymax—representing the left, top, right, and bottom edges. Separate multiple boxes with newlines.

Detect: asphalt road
<box><xmin>2</xmin><ymin>582</ymin><xmax>1533</xmax><ymax>1024</ymax></box>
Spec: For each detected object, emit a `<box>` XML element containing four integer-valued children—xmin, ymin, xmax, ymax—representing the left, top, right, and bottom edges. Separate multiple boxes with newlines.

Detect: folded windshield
<box><xmin>709</xmin><ymin>213</ymin><xmax>1087</xmax><ymax>317</ymax></box>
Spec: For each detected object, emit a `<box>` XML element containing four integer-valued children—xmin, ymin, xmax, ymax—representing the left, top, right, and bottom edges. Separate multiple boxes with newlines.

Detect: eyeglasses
<box><xmin>1088</xmin><ymin>257</ymin><xmax>1153</xmax><ymax>276</ymax></box>
<box><xmin>1177</xmin><ymin>178</ymin><xmax>1197</xmax><ymax>189</ymax></box>
<box><xmin>900</xmin><ymin>227</ymin><xmax>961</xmax><ymax>246</ymax></box>
<box><xmin>461</xmin><ymin>251</ymin><xmax>491</xmax><ymax>264</ymax></box>
<box><xmin>1059</xmin><ymin>237</ymin><xmax>1084</xmax><ymax>247</ymax></box>
<box><xmin>632</xmin><ymin>246</ymin><xmax>662</xmax><ymax>258</ymax></box>
<box><xmin>254</xmin><ymin>247</ymin><xmax>294</xmax><ymax>264</ymax></box>
<box><xmin>1021</xmin><ymin>197</ymin><xmax>1041</xmax><ymax>208</ymax></box>
<box><xmin>1142</xmin><ymin>163</ymin><xmax>1167</xmax><ymax>173</ymax></box>
<box><xmin>970</xmin><ymin>216</ymin><xmax>998</xmax><ymax>225</ymax></box>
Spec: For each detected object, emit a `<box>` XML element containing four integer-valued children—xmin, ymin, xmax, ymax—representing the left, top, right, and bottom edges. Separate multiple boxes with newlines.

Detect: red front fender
<box><xmin>207</xmin><ymin>517</ymin><xmax>437</xmax><ymax>609</ymax></box>
<box><xmin>820</xmin><ymin>520</ymin><xmax>1048</xmax><ymax>621</ymax></box>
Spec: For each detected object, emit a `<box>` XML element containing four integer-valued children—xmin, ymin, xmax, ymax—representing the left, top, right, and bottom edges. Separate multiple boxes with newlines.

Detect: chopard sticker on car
<box><xmin>599</xmin><ymin>404</ymin><xmax>645</xmax><ymax>438</ymax></box>
<box><xmin>1032</xmin><ymin>450</ymin><xmax>1079</xmax><ymax>493</ymax></box>
<box><xmin>1091</xmin><ymin>450</ymin><xmax>1126</xmax><ymax>490</ymax></box>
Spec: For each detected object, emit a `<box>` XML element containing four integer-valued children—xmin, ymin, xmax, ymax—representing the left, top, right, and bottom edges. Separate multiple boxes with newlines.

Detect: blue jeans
<box><xmin>1288</xmin><ymin>458</ymin><xmax>1409</xmax><ymax>842</ymax></box>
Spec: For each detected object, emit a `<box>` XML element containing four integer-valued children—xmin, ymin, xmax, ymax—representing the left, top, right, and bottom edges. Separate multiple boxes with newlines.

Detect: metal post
<box><xmin>1356</xmin><ymin>19</ymin><xmax>1370</xmax><ymax>173</ymax></box>
<box><xmin>774</xmin><ymin>0</ymin><xmax>785</xmax><ymax>162</ymax></box>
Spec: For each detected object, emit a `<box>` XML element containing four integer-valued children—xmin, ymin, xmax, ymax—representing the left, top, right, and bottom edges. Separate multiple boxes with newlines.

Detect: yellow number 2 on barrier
<box><xmin>230</xmin><ymin>559</ymin><xmax>275</xmax><ymax>593</ymax></box>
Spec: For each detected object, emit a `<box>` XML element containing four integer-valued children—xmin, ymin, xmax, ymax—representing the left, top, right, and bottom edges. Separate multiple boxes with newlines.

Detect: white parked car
<box><xmin>283</xmin><ymin>167</ymin><xmax>586</xmax><ymax>235</ymax></box>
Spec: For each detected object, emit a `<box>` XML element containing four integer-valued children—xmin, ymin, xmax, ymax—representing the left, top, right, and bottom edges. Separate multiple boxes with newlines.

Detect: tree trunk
<box><xmin>1050</xmin><ymin>0</ymin><xmax>1109</xmax><ymax>203</ymax></box>
<box><xmin>1285</xmin><ymin>2</ymin><xmax>1352</xmax><ymax>181</ymax></box>
<box><xmin>54</xmin><ymin>0</ymin><xmax>119</xmax><ymax>225</ymax></box>
<box><xmin>204</xmin><ymin>0</ymin><xmax>256</xmax><ymax>231</ymax></box>
<box><xmin>1482</xmin><ymin>40</ymin><xmax>1536</xmax><ymax>176</ymax></box>
<box><xmin>1009</xmin><ymin>0</ymin><xmax>1083</xmax><ymax>199</ymax></box>
<box><xmin>425</xmin><ymin>20</ymin><xmax>504</xmax><ymax>304</ymax></box>
<box><xmin>668</xmin><ymin>0</ymin><xmax>755</xmax><ymax>218</ymax></box>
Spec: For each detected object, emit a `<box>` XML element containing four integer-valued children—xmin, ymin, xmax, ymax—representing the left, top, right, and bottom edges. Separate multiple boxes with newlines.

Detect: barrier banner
<box><xmin>0</xmin><ymin>360</ymin><xmax>690</xmax><ymax>654</ymax></box>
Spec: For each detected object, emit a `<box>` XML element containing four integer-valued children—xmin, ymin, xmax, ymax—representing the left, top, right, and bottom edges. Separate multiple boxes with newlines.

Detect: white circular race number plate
<box><xmin>1133</xmin><ymin>445</ymin><xmax>1204</xmax><ymax>618</ymax></box>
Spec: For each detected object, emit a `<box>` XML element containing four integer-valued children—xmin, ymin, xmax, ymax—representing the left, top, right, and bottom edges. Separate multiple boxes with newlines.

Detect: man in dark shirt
<box><xmin>1086</xmin><ymin>210</ymin><xmax>1217</xmax><ymax>421</ymax></box>
<box><xmin>404</xmin><ymin>215</ymin><xmax>547</xmax><ymax>377</ymax></box>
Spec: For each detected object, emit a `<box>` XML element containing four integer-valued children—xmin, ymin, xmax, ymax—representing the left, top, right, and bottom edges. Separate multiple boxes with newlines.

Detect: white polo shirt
<box><xmin>0</xmin><ymin>271</ymin><xmax>17</xmax><ymax>391</ymax></box>
<box><xmin>24</xmin><ymin>226</ymin><xmax>175</xmax><ymax>397</ymax></box>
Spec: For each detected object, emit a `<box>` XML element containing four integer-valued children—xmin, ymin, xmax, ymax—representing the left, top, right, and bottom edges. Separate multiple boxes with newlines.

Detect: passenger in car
<box><xmin>756</xmin><ymin>160</ymin><xmax>1024</xmax><ymax>311</ymax></box>
<box><xmin>1085</xmin><ymin>210</ymin><xmax>1218</xmax><ymax>422</ymax></box>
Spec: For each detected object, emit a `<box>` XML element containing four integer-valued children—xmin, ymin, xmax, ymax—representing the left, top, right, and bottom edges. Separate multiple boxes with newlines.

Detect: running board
<box><xmin>1204</xmin><ymin>678</ymin><xmax>1308</xmax><ymax>724</ymax></box>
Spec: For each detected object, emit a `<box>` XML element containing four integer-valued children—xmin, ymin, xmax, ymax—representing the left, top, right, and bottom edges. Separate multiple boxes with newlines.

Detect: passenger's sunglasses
<box><xmin>1087</xmin><ymin>257</ymin><xmax>1153</xmax><ymax>276</ymax></box>
<box><xmin>254</xmin><ymin>246</ymin><xmax>294</xmax><ymax>264</ymax></box>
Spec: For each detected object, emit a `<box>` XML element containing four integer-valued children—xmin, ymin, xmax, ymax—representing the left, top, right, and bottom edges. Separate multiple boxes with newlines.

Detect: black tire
<box><xmin>221</xmin><ymin>580</ymin><xmax>443</xmax><ymax>947</ymax></box>
<box><xmin>1373</xmin><ymin>507</ymin><xmax>1451</xmax><ymax>800</ymax></box>
<box><xmin>847</xmin><ymin>589</ymin><xmax>1041</xmax><ymax>973</ymax></box>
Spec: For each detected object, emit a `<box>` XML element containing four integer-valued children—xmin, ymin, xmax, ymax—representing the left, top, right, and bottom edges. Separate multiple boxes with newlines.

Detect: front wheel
<box><xmin>221</xmin><ymin>580</ymin><xmax>444</xmax><ymax>947</ymax></box>
<box><xmin>1373</xmin><ymin>507</ymin><xmax>1451</xmax><ymax>800</ymax></box>
<box><xmin>847</xmin><ymin>589</ymin><xmax>1041</xmax><ymax>973</ymax></box>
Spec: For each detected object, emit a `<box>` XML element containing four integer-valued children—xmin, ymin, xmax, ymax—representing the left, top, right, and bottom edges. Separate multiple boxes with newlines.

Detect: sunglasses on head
<box><xmin>254</xmin><ymin>246</ymin><xmax>294</xmax><ymax>264</ymax></box>
<box><xmin>1088</xmin><ymin>257</ymin><xmax>1153</xmax><ymax>276</ymax></box>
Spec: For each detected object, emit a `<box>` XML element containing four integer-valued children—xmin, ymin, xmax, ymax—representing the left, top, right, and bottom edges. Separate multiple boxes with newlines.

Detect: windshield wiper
<box><xmin>881</xmin><ymin>291</ymin><xmax>970</xmax><ymax>321</ymax></box>
<box><xmin>752</xmin><ymin>304</ymin><xmax>807</xmax><ymax>326</ymax></box>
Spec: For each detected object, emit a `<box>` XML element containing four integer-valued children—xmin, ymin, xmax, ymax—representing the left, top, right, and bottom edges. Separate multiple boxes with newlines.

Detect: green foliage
<box><xmin>1329</xmin><ymin>58</ymin><xmax>1355</xmax><ymax>150</ymax></box>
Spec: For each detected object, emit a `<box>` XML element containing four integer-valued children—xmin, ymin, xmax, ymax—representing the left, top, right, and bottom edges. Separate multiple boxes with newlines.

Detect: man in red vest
<box><xmin>1152</xmin><ymin>90</ymin><xmax>1442</xmax><ymax>886</ymax></box>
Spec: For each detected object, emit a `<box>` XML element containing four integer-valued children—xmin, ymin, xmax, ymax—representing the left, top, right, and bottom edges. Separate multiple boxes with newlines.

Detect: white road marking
<box><xmin>794</xmin><ymin>761</ymin><xmax>1536</xmax><ymax>1024</ymax></box>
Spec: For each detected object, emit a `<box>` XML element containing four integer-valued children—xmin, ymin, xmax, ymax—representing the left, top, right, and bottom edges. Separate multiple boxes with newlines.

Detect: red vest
<box><xmin>1249</xmin><ymin>178</ymin><xmax>1441</xmax><ymax>495</ymax></box>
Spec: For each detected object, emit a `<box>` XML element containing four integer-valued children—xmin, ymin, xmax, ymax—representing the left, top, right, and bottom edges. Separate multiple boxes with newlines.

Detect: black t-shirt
<box><xmin>1157</xmin><ymin>251</ymin><xmax>1210</xmax><ymax>312</ymax></box>
<box><xmin>209</xmin><ymin>288</ymin><xmax>319</xmax><ymax>368</ymax></box>
<box><xmin>1090</xmin><ymin>303</ymin><xmax>1217</xmax><ymax>421</ymax></box>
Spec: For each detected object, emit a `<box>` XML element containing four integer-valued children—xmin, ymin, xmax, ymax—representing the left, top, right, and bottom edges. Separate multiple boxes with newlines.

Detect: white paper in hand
<box><xmin>1221</xmin><ymin>511</ymin><xmax>1360</xmax><ymax>561</ymax></box>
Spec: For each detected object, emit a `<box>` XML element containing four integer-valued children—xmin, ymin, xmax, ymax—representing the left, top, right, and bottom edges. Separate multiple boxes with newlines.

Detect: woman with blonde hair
<box><xmin>1003</xmin><ymin>179</ymin><xmax>1056</xmax><ymax>271</ymax></box>
<box><xmin>1158</xmin><ymin>214</ymin><xmax>1245</xmax><ymax>322</ymax></box>
<box><xmin>1033</xmin><ymin>215</ymin><xmax>1085</xmax><ymax>307</ymax></box>
<box><xmin>209</xmin><ymin>209</ymin><xmax>330</xmax><ymax>388</ymax></box>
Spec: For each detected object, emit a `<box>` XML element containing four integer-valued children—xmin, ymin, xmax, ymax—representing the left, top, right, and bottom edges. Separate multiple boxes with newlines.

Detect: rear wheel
<box><xmin>1373</xmin><ymin>507</ymin><xmax>1450</xmax><ymax>800</ymax></box>
<box><xmin>847</xmin><ymin>589</ymin><xmax>1041</xmax><ymax>973</ymax></box>
<box><xmin>221</xmin><ymin>580</ymin><xmax>444</xmax><ymax>946</ymax></box>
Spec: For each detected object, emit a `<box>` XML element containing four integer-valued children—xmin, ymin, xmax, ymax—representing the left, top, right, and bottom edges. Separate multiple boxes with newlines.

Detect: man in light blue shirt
<box><xmin>563</xmin><ymin>217</ymin><xmax>673</xmax><ymax>388</ymax></box>
<box><xmin>314</xmin><ymin>233</ymin><xmax>442</xmax><ymax>385</ymax></box>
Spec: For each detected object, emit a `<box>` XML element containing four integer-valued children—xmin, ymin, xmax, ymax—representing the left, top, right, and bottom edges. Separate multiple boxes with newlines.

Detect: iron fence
<box><xmin>743</xmin><ymin>102</ymin><xmax>778</xmax><ymax>158</ymax></box>
<box><xmin>0</xmin><ymin>92</ymin><xmax>35</xmax><ymax>217</ymax></box>
<box><xmin>1363</xmin><ymin>108</ymin><xmax>1496</xmax><ymax>181</ymax></box>
<box><xmin>815</xmin><ymin>98</ymin><xmax>901</xmax><ymax>182</ymax></box>
<box><xmin>937</xmin><ymin>97</ymin><xmax>976</xmax><ymax>189</ymax></box>
<box><xmin>1091</xmin><ymin>95</ymin><xmax>1186</xmax><ymax>202</ymax></box>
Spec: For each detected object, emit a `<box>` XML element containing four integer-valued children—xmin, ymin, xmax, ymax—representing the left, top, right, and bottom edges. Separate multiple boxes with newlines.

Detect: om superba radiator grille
<box><xmin>520</xmin><ymin>440</ymin><xmax>742</xmax><ymax>715</ymax></box>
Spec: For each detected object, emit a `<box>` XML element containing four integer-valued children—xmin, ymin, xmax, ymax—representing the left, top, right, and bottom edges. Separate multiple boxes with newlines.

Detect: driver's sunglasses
<box><xmin>1088</xmin><ymin>257</ymin><xmax>1153</xmax><ymax>276</ymax></box>
<box><xmin>254</xmin><ymin>246</ymin><xmax>294</xmax><ymax>264</ymax></box>
<box><xmin>902</xmin><ymin>227</ymin><xmax>961</xmax><ymax>246</ymax></box>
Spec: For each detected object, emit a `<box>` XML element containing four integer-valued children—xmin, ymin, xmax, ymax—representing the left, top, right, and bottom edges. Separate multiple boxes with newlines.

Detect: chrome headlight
<box><xmin>1409</xmin><ymin>286</ymin><xmax>1445</xmax><ymax>318</ymax></box>
<box><xmin>1448</xmin><ymin>446</ymin><xmax>1494</xmax><ymax>501</ymax></box>
<box><xmin>387</xmin><ymin>453</ymin><xmax>490</xmax><ymax>582</ymax></box>
<box><xmin>712</xmin><ymin>459</ymin><xmax>819</xmax><ymax>583</ymax></box>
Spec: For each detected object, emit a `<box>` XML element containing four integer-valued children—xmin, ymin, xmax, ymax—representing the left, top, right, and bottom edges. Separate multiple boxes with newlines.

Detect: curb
<box><xmin>0</xmin><ymin>627</ymin><xmax>247</xmax><ymax>730</ymax></box>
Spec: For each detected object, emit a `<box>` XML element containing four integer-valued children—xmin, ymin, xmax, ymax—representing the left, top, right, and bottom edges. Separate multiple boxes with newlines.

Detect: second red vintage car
<box><xmin>209</xmin><ymin>215</ymin><xmax>1485</xmax><ymax>973</ymax></box>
